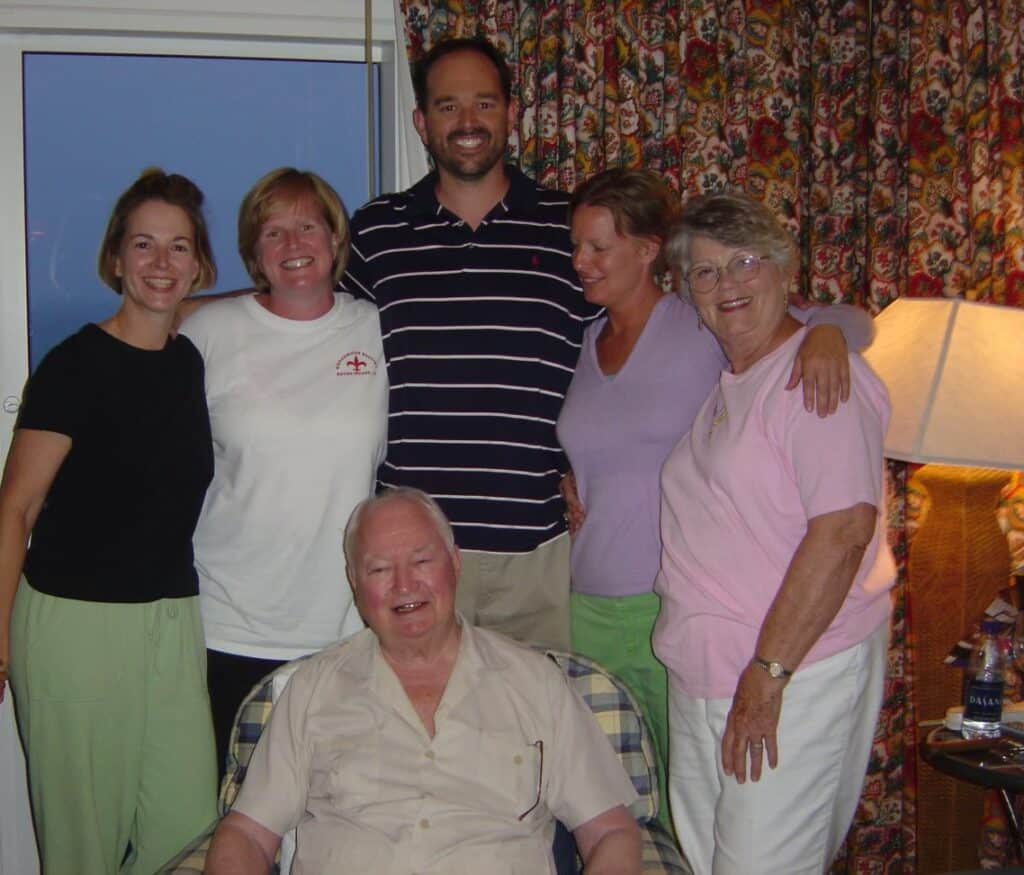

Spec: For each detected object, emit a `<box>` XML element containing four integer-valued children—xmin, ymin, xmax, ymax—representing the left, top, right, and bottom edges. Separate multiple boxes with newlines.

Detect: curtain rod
<box><xmin>365</xmin><ymin>0</ymin><xmax>376</xmax><ymax>199</ymax></box>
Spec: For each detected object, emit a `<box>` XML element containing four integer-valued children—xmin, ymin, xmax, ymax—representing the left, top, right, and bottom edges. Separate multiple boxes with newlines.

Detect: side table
<box><xmin>922</xmin><ymin>727</ymin><xmax>1024</xmax><ymax>860</ymax></box>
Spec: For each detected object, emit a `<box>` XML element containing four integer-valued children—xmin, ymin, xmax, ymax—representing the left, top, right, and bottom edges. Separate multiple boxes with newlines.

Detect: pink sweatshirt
<box><xmin>653</xmin><ymin>327</ymin><xmax>895</xmax><ymax>699</ymax></box>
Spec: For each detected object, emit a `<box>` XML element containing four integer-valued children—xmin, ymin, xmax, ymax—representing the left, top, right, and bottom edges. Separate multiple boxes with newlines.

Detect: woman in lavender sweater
<box><xmin>556</xmin><ymin>168</ymin><xmax>872</xmax><ymax>823</ymax></box>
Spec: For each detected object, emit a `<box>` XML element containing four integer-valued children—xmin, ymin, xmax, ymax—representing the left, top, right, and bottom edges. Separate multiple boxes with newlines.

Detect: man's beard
<box><xmin>427</xmin><ymin>127</ymin><xmax>507</xmax><ymax>182</ymax></box>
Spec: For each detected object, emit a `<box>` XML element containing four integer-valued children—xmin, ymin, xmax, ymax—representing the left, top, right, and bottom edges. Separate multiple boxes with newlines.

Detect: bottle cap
<box><xmin>945</xmin><ymin>706</ymin><xmax>964</xmax><ymax>730</ymax></box>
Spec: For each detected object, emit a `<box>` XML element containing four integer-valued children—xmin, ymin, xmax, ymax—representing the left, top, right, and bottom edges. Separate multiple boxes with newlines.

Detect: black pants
<box><xmin>206</xmin><ymin>648</ymin><xmax>286</xmax><ymax>783</ymax></box>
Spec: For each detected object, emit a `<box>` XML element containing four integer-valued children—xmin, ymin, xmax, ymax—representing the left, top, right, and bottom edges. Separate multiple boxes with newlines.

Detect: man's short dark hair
<box><xmin>411</xmin><ymin>37</ymin><xmax>513</xmax><ymax>111</ymax></box>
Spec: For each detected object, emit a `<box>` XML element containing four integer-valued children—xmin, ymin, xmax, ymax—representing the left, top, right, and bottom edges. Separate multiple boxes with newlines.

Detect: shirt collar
<box><xmin>406</xmin><ymin>164</ymin><xmax>542</xmax><ymax>224</ymax></box>
<box><xmin>365</xmin><ymin>615</ymin><xmax>509</xmax><ymax>713</ymax></box>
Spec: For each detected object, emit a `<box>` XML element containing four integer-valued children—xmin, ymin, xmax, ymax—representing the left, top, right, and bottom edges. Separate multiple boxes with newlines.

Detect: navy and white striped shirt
<box><xmin>341</xmin><ymin>167</ymin><xmax>598</xmax><ymax>553</ymax></box>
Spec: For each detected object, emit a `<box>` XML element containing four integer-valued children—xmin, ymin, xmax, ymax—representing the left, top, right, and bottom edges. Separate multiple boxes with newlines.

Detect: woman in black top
<box><xmin>0</xmin><ymin>169</ymin><xmax>219</xmax><ymax>875</ymax></box>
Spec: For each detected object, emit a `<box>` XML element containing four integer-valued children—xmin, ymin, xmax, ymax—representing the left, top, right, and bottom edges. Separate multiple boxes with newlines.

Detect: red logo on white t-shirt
<box><xmin>337</xmin><ymin>352</ymin><xmax>378</xmax><ymax>376</ymax></box>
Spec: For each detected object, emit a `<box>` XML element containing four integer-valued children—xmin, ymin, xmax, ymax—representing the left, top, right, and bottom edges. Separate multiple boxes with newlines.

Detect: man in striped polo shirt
<box><xmin>340</xmin><ymin>37</ymin><xmax>591</xmax><ymax>650</ymax></box>
<box><xmin>340</xmin><ymin>37</ymin><xmax>867</xmax><ymax>654</ymax></box>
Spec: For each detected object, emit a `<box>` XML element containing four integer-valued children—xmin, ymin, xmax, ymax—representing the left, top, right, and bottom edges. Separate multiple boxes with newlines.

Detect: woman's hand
<box><xmin>721</xmin><ymin>663</ymin><xmax>786</xmax><ymax>783</ymax></box>
<box><xmin>785</xmin><ymin>324</ymin><xmax>850</xmax><ymax>416</ymax></box>
<box><xmin>722</xmin><ymin>505</ymin><xmax>877</xmax><ymax>784</ymax></box>
<box><xmin>559</xmin><ymin>471</ymin><xmax>586</xmax><ymax>535</ymax></box>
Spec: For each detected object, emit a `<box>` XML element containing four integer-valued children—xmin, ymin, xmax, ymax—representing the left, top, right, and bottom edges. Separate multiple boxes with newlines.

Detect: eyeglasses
<box><xmin>517</xmin><ymin>740</ymin><xmax>544</xmax><ymax>821</ymax></box>
<box><xmin>685</xmin><ymin>253</ymin><xmax>771</xmax><ymax>295</ymax></box>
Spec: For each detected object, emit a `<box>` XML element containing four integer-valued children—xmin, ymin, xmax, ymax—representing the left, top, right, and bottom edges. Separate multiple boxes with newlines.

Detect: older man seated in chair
<box><xmin>206</xmin><ymin>487</ymin><xmax>642</xmax><ymax>875</ymax></box>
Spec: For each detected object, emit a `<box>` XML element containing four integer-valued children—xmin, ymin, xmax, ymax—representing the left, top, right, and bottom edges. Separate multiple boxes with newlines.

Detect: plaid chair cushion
<box><xmin>547</xmin><ymin>651</ymin><xmax>657</xmax><ymax>822</ymax></box>
<box><xmin>547</xmin><ymin>651</ymin><xmax>690</xmax><ymax>875</ymax></box>
<box><xmin>160</xmin><ymin>648</ymin><xmax>691</xmax><ymax>874</ymax></box>
<box><xmin>220</xmin><ymin>658</ymin><xmax>306</xmax><ymax>814</ymax></box>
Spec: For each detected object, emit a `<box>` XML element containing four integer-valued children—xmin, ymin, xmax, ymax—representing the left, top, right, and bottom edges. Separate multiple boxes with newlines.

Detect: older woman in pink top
<box><xmin>653</xmin><ymin>191</ymin><xmax>894</xmax><ymax>875</ymax></box>
<box><xmin>557</xmin><ymin>169</ymin><xmax>874</xmax><ymax>830</ymax></box>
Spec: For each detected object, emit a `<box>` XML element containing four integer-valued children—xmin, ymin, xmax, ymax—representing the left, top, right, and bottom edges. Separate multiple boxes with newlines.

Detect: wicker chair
<box><xmin>159</xmin><ymin>649</ymin><xmax>690</xmax><ymax>874</ymax></box>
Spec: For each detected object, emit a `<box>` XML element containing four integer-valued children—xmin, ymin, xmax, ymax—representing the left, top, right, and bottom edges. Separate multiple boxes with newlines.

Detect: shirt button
<box><xmin>425</xmin><ymin>750</ymin><xmax>435</xmax><ymax>760</ymax></box>
<box><xmin>419</xmin><ymin>818</ymin><xmax>430</xmax><ymax>829</ymax></box>
<box><xmin>513</xmin><ymin>755</ymin><xmax>523</xmax><ymax>765</ymax></box>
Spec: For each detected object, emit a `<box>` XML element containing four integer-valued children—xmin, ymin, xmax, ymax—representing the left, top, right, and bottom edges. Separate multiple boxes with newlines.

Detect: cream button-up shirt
<box><xmin>234</xmin><ymin>621</ymin><xmax>638</xmax><ymax>874</ymax></box>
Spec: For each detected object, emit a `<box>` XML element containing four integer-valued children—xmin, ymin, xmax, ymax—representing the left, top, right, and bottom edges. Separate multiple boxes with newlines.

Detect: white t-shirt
<box><xmin>180</xmin><ymin>293</ymin><xmax>387</xmax><ymax>659</ymax></box>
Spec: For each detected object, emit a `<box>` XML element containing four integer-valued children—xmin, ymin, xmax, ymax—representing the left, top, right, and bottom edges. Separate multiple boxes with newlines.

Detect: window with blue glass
<box><xmin>24</xmin><ymin>52</ymin><xmax>379</xmax><ymax>367</ymax></box>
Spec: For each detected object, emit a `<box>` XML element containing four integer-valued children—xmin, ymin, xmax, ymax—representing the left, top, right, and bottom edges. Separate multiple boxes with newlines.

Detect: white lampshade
<box><xmin>862</xmin><ymin>297</ymin><xmax>1024</xmax><ymax>470</ymax></box>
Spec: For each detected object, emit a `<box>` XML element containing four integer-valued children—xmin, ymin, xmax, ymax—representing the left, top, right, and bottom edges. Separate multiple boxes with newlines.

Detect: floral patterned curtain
<box><xmin>398</xmin><ymin>0</ymin><xmax>915</xmax><ymax>310</ymax></box>
<box><xmin>908</xmin><ymin>0</ymin><xmax>1024</xmax><ymax>304</ymax></box>
<box><xmin>398</xmin><ymin>1</ymin><xmax>1024</xmax><ymax>871</ymax></box>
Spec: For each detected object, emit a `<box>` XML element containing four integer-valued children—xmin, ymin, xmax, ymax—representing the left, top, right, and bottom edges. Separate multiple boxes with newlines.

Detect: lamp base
<box><xmin>911</xmin><ymin>464</ymin><xmax>1013</xmax><ymax>873</ymax></box>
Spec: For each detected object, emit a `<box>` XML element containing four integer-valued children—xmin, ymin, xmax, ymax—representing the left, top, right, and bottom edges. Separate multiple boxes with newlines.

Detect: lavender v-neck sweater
<box><xmin>556</xmin><ymin>295</ymin><xmax>872</xmax><ymax>597</ymax></box>
<box><xmin>556</xmin><ymin>294</ymin><xmax>725</xmax><ymax>597</ymax></box>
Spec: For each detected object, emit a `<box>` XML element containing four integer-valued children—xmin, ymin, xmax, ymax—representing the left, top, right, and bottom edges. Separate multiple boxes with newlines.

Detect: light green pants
<box><xmin>9</xmin><ymin>580</ymin><xmax>218</xmax><ymax>875</ymax></box>
<box><xmin>570</xmin><ymin>590</ymin><xmax>670</xmax><ymax>827</ymax></box>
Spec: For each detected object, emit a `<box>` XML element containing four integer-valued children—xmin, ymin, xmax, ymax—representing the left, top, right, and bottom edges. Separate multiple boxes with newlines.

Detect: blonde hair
<box><xmin>570</xmin><ymin>168</ymin><xmax>680</xmax><ymax>274</ymax></box>
<box><xmin>237</xmin><ymin>167</ymin><xmax>350</xmax><ymax>293</ymax></box>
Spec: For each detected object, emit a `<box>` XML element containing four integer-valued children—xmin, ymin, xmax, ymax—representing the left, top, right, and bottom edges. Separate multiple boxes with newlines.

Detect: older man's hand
<box><xmin>721</xmin><ymin>663</ymin><xmax>786</xmax><ymax>783</ymax></box>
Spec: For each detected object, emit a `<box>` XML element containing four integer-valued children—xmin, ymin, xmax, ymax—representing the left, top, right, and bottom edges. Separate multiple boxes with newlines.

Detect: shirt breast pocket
<box><xmin>471</xmin><ymin>730</ymin><xmax>545</xmax><ymax>822</ymax></box>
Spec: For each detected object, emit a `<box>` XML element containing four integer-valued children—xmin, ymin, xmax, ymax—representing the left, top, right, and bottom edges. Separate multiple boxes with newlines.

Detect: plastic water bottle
<box><xmin>962</xmin><ymin>619</ymin><xmax>1006</xmax><ymax>739</ymax></box>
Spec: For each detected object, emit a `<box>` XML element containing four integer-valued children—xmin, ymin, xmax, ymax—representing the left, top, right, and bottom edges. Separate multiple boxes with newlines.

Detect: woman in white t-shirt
<box><xmin>180</xmin><ymin>168</ymin><xmax>387</xmax><ymax>777</ymax></box>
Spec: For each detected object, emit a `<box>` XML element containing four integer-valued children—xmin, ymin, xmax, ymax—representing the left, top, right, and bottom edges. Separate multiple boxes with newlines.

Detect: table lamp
<box><xmin>863</xmin><ymin>297</ymin><xmax>1024</xmax><ymax>870</ymax></box>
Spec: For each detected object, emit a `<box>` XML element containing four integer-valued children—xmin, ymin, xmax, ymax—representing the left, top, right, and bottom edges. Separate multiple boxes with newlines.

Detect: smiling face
<box><xmin>351</xmin><ymin>498</ymin><xmax>462</xmax><ymax>653</ymax></box>
<box><xmin>687</xmin><ymin>235</ymin><xmax>790</xmax><ymax>367</ymax></box>
<box><xmin>413</xmin><ymin>48</ymin><xmax>514</xmax><ymax>185</ymax></box>
<box><xmin>114</xmin><ymin>199</ymin><xmax>200</xmax><ymax>316</ymax></box>
<box><xmin>254</xmin><ymin>192</ymin><xmax>339</xmax><ymax>299</ymax></box>
<box><xmin>571</xmin><ymin>204</ymin><xmax>659</xmax><ymax>311</ymax></box>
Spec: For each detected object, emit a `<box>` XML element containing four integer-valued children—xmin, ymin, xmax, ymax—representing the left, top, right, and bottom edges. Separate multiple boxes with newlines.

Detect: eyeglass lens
<box><xmin>688</xmin><ymin>254</ymin><xmax>764</xmax><ymax>294</ymax></box>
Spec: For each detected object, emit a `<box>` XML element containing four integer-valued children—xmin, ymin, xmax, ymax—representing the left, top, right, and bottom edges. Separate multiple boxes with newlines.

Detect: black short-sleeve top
<box><xmin>17</xmin><ymin>324</ymin><xmax>213</xmax><ymax>603</ymax></box>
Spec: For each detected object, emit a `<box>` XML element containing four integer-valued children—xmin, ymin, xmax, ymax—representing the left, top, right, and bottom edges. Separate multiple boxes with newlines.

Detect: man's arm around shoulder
<box><xmin>573</xmin><ymin>804</ymin><xmax>641</xmax><ymax>875</ymax></box>
<box><xmin>205</xmin><ymin>810</ymin><xmax>282</xmax><ymax>875</ymax></box>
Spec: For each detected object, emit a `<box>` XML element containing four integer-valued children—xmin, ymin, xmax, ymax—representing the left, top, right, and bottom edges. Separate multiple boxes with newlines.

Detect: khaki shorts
<box><xmin>455</xmin><ymin>533</ymin><xmax>570</xmax><ymax>651</ymax></box>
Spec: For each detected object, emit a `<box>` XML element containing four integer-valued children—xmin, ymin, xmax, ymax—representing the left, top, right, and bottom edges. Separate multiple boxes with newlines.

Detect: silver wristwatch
<box><xmin>753</xmin><ymin>656</ymin><xmax>793</xmax><ymax>679</ymax></box>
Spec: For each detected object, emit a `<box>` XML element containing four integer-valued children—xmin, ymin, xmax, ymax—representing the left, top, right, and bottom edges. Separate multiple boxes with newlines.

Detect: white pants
<box><xmin>667</xmin><ymin>621</ymin><xmax>888</xmax><ymax>875</ymax></box>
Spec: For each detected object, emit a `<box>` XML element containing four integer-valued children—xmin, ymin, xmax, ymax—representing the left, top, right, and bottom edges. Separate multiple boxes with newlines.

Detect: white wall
<box><xmin>0</xmin><ymin>0</ymin><xmax>396</xmax><ymax>42</ymax></box>
<box><xmin>0</xmin><ymin>0</ymin><xmax>402</xmax><ymax>462</ymax></box>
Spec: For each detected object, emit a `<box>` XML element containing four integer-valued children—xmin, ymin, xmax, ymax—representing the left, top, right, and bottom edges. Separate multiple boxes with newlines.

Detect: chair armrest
<box><xmin>160</xmin><ymin>820</ymin><xmax>682</xmax><ymax>875</ymax></box>
<box><xmin>641</xmin><ymin>821</ymin><xmax>693</xmax><ymax>875</ymax></box>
